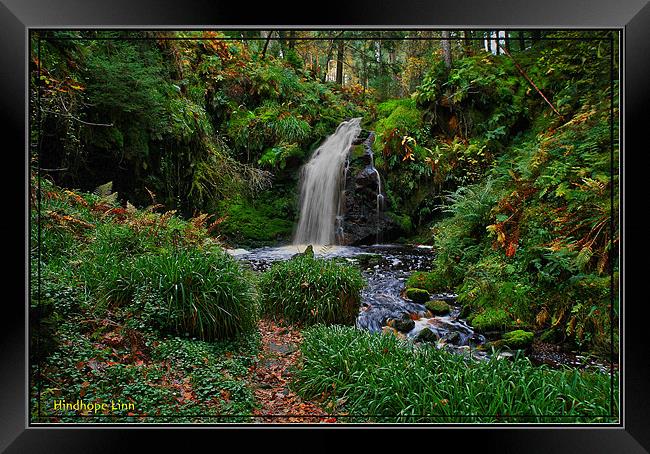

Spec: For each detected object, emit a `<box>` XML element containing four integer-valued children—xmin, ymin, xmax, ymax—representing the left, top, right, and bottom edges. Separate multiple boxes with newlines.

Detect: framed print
<box><xmin>2</xmin><ymin>0</ymin><xmax>647</xmax><ymax>451</ymax></box>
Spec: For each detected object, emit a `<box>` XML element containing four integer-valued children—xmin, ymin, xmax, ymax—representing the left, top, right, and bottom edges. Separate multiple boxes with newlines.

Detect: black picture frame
<box><xmin>3</xmin><ymin>0</ymin><xmax>647</xmax><ymax>451</ymax></box>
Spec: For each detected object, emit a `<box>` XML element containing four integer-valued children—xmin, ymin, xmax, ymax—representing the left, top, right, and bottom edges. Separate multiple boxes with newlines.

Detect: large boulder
<box><xmin>415</xmin><ymin>327</ymin><xmax>439</xmax><ymax>343</ymax></box>
<box><xmin>337</xmin><ymin>133</ymin><xmax>402</xmax><ymax>245</ymax></box>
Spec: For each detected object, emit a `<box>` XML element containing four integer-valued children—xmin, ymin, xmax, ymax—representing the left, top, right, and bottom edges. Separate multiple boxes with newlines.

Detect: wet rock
<box><xmin>405</xmin><ymin>288</ymin><xmax>430</xmax><ymax>303</ymax></box>
<box><xmin>459</xmin><ymin>304</ymin><xmax>472</xmax><ymax>319</ymax></box>
<box><xmin>443</xmin><ymin>331</ymin><xmax>461</xmax><ymax>345</ymax></box>
<box><xmin>337</xmin><ymin>133</ymin><xmax>402</xmax><ymax>245</ymax></box>
<box><xmin>354</xmin><ymin>253</ymin><xmax>383</xmax><ymax>268</ymax></box>
<box><xmin>425</xmin><ymin>299</ymin><xmax>451</xmax><ymax>315</ymax></box>
<box><xmin>482</xmin><ymin>330</ymin><xmax>502</xmax><ymax>341</ymax></box>
<box><xmin>390</xmin><ymin>315</ymin><xmax>415</xmax><ymax>333</ymax></box>
<box><xmin>415</xmin><ymin>327</ymin><xmax>439</xmax><ymax>343</ymax></box>
<box><xmin>291</xmin><ymin>244</ymin><xmax>314</xmax><ymax>259</ymax></box>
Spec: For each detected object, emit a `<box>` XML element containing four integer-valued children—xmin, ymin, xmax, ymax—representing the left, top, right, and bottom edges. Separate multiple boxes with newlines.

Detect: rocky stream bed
<box><xmin>229</xmin><ymin>243</ymin><xmax>613</xmax><ymax>374</ymax></box>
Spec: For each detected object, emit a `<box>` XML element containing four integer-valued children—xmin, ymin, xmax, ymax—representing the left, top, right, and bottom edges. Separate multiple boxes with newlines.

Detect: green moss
<box><xmin>405</xmin><ymin>288</ymin><xmax>430</xmax><ymax>303</ymax></box>
<box><xmin>470</xmin><ymin>308</ymin><xmax>512</xmax><ymax>332</ymax></box>
<box><xmin>405</xmin><ymin>271</ymin><xmax>447</xmax><ymax>293</ymax></box>
<box><xmin>425</xmin><ymin>299</ymin><xmax>451</xmax><ymax>315</ymax></box>
<box><xmin>217</xmin><ymin>188</ymin><xmax>296</xmax><ymax>247</ymax></box>
<box><xmin>501</xmin><ymin>330</ymin><xmax>534</xmax><ymax>349</ymax></box>
<box><xmin>374</xmin><ymin>98</ymin><xmax>422</xmax><ymax>132</ymax></box>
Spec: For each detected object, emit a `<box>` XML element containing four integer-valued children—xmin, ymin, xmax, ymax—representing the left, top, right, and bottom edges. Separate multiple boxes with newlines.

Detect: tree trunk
<box><xmin>441</xmin><ymin>30</ymin><xmax>452</xmax><ymax>69</ymax></box>
<box><xmin>532</xmin><ymin>30</ymin><xmax>542</xmax><ymax>45</ymax></box>
<box><xmin>486</xmin><ymin>31</ymin><xmax>492</xmax><ymax>53</ymax></box>
<box><xmin>288</xmin><ymin>30</ymin><xmax>296</xmax><ymax>50</ymax></box>
<box><xmin>261</xmin><ymin>30</ymin><xmax>273</xmax><ymax>59</ymax></box>
<box><xmin>495</xmin><ymin>31</ymin><xmax>500</xmax><ymax>55</ymax></box>
<box><xmin>504</xmin><ymin>31</ymin><xmax>511</xmax><ymax>52</ymax></box>
<box><xmin>463</xmin><ymin>30</ymin><xmax>472</xmax><ymax>55</ymax></box>
<box><xmin>519</xmin><ymin>31</ymin><xmax>526</xmax><ymax>51</ymax></box>
<box><xmin>336</xmin><ymin>38</ymin><xmax>344</xmax><ymax>85</ymax></box>
<box><xmin>323</xmin><ymin>32</ymin><xmax>341</xmax><ymax>83</ymax></box>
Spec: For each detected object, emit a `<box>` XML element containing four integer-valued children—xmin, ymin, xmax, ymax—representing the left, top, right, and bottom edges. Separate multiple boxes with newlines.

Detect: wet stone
<box><xmin>415</xmin><ymin>327</ymin><xmax>439</xmax><ymax>343</ymax></box>
<box><xmin>391</xmin><ymin>316</ymin><xmax>415</xmax><ymax>333</ymax></box>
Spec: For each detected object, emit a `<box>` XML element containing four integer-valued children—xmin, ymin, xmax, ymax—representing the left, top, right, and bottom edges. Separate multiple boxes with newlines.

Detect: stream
<box><xmin>230</xmin><ymin>243</ymin><xmax>613</xmax><ymax>373</ymax></box>
<box><xmin>232</xmin><ymin>244</ymin><xmax>495</xmax><ymax>362</ymax></box>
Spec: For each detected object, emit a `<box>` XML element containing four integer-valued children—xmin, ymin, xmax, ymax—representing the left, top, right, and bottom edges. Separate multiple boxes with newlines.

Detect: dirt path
<box><xmin>250</xmin><ymin>319</ymin><xmax>336</xmax><ymax>423</ymax></box>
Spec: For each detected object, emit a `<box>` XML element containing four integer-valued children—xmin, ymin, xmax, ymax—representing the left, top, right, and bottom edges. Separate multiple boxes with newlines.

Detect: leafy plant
<box><xmin>293</xmin><ymin>325</ymin><xmax>616</xmax><ymax>423</ymax></box>
<box><xmin>260</xmin><ymin>254</ymin><xmax>365</xmax><ymax>325</ymax></box>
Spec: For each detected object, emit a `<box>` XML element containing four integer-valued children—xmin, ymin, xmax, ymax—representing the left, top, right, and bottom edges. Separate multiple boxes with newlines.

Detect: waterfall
<box><xmin>293</xmin><ymin>118</ymin><xmax>362</xmax><ymax>245</ymax></box>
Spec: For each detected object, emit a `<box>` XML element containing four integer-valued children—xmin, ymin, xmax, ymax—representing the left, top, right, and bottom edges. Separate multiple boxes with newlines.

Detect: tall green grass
<box><xmin>260</xmin><ymin>255</ymin><xmax>365</xmax><ymax>325</ymax></box>
<box><xmin>293</xmin><ymin>325</ymin><xmax>617</xmax><ymax>423</ymax></box>
<box><xmin>119</xmin><ymin>248</ymin><xmax>259</xmax><ymax>340</ymax></box>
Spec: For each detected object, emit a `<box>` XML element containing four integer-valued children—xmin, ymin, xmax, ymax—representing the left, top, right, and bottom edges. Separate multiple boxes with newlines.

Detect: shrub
<box><xmin>120</xmin><ymin>247</ymin><xmax>259</xmax><ymax>340</ymax></box>
<box><xmin>260</xmin><ymin>254</ymin><xmax>365</xmax><ymax>325</ymax></box>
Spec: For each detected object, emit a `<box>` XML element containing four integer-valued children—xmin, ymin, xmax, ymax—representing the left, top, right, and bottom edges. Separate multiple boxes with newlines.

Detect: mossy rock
<box><xmin>414</xmin><ymin>327</ymin><xmax>438</xmax><ymax>343</ymax></box>
<box><xmin>499</xmin><ymin>330</ymin><xmax>534</xmax><ymax>349</ymax></box>
<box><xmin>459</xmin><ymin>304</ymin><xmax>472</xmax><ymax>319</ymax></box>
<box><xmin>425</xmin><ymin>299</ymin><xmax>451</xmax><ymax>315</ymax></box>
<box><xmin>350</xmin><ymin>144</ymin><xmax>365</xmax><ymax>159</ymax></box>
<box><xmin>405</xmin><ymin>271</ymin><xmax>445</xmax><ymax>293</ymax></box>
<box><xmin>387</xmin><ymin>315</ymin><xmax>415</xmax><ymax>333</ymax></box>
<box><xmin>469</xmin><ymin>308</ymin><xmax>512</xmax><ymax>332</ymax></box>
<box><xmin>405</xmin><ymin>288</ymin><xmax>430</xmax><ymax>303</ymax></box>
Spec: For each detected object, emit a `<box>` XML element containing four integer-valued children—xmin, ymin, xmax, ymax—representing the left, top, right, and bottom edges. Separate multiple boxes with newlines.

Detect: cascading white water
<box><xmin>293</xmin><ymin>117</ymin><xmax>362</xmax><ymax>245</ymax></box>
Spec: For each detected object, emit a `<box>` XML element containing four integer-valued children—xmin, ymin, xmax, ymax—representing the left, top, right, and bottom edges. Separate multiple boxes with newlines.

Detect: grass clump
<box><xmin>124</xmin><ymin>248</ymin><xmax>259</xmax><ymax>341</ymax></box>
<box><xmin>292</xmin><ymin>325</ymin><xmax>617</xmax><ymax>423</ymax></box>
<box><xmin>260</xmin><ymin>254</ymin><xmax>365</xmax><ymax>325</ymax></box>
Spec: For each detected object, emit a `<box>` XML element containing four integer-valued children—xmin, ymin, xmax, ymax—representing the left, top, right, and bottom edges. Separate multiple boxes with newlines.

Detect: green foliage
<box><xmin>122</xmin><ymin>248</ymin><xmax>259</xmax><ymax>340</ymax></box>
<box><xmin>31</xmin><ymin>177</ymin><xmax>260</xmax><ymax>422</ymax></box>
<box><xmin>260</xmin><ymin>255</ymin><xmax>366</xmax><ymax>325</ymax></box>
<box><xmin>258</xmin><ymin>143</ymin><xmax>304</xmax><ymax>169</ymax></box>
<box><xmin>374</xmin><ymin>98</ymin><xmax>423</xmax><ymax>139</ymax></box>
<box><xmin>216</xmin><ymin>189</ymin><xmax>296</xmax><ymax>247</ymax></box>
<box><xmin>34</xmin><ymin>316</ymin><xmax>258</xmax><ymax>423</ymax></box>
<box><xmin>293</xmin><ymin>325</ymin><xmax>617</xmax><ymax>422</ymax></box>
